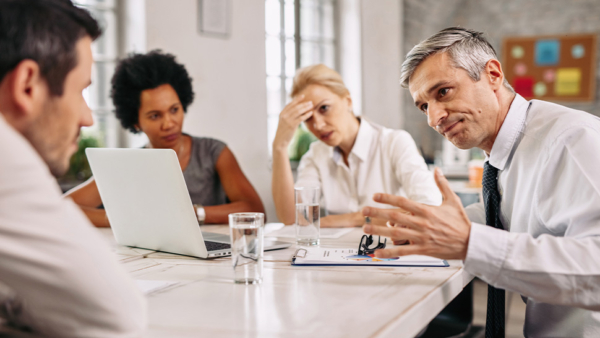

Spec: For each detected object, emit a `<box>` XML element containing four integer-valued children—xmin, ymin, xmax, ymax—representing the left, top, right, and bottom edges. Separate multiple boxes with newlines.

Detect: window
<box><xmin>74</xmin><ymin>0</ymin><xmax>120</xmax><ymax>148</ymax></box>
<box><xmin>265</xmin><ymin>0</ymin><xmax>337</xmax><ymax>156</ymax></box>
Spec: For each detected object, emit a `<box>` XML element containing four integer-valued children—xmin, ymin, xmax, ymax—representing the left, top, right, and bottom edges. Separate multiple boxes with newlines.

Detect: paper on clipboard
<box><xmin>292</xmin><ymin>247</ymin><xmax>448</xmax><ymax>267</ymax></box>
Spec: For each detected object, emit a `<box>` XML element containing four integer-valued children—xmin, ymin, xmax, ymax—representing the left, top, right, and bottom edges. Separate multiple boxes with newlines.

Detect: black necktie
<box><xmin>482</xmin><ymin>161</ymin><xmax>505</xmax><ymax>338</ymax></box>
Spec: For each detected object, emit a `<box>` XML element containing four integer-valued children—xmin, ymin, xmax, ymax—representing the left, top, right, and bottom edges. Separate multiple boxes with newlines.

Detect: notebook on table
<box><xmin>292</xmin><ymin>247</ymin><xmax>449</xmax><ymax>267</ymax></box>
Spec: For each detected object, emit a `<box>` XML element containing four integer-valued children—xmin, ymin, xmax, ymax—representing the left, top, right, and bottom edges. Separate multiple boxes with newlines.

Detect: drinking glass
<box><xmin>229</xmin><ymin>213</ymin><xmax>264</xmax><ymax>284</ymax></box>
<box><xmin>294</xmin><ymin>186</ymin><xmax>320</xmax><ymax>246</ymax></box>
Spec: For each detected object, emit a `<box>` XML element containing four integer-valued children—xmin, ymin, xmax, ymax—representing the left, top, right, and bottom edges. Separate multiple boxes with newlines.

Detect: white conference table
<box><xmin>100</xmin><ymin>226</ymin><xmax>473</xmax><ymax>338</ymax></box>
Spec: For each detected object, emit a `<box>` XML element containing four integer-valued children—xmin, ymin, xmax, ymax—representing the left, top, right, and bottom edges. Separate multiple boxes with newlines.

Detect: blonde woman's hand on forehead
<box><xmin>273</xmin><ymin>95</ymin><xmax>314</xmax><ymax>150</ymax></box>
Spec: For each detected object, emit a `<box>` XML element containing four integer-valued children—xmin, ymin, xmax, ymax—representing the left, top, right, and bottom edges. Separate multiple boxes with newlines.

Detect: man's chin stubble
<box><xmin>48</xmin><ymin>156</ymin><xmax>70</xmax><ymax>178</ymax></box>
<box><xmin>23</xmin><ymin>127</ymin><xmax>71</xmax><ymax>178</ymax></box>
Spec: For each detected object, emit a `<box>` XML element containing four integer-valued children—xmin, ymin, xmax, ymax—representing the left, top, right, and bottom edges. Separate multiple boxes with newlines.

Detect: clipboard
<box><xmin>291</xmin><ymin>248</ymin><xmax>449</xmax><ymax>267</ymax></box>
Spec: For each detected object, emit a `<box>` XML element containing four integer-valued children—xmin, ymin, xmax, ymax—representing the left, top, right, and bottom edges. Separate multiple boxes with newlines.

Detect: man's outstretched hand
<box><xmin>362</xmin><ymin>168</ymin><xmax>472</xmax><ymax>260</ymax></box>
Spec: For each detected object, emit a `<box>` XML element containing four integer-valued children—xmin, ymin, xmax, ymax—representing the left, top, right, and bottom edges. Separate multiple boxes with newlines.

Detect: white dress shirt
<box><xmin>464</xmin><ymin>95</ymin><xmax>600</xmax><ymax>337</ymax></box>
<box><xmin>296</xmin><ymin>118</ymin><xmax>442</xmax><ymax>215</ymax></box>
<box><xmin>0</xmin><ymin>114</ymin><xmax>146</xmax><ymax>337</ymax></box>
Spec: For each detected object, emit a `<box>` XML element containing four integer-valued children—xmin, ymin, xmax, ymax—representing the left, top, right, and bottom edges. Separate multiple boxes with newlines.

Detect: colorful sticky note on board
<box><xmin>533</xmin><ymin>82</ymin><xmax>547</xmax><ymax>97</ymax></box>
<box><xmin>555</xmin><ymin>68</ymin><xmax>581</xmax><ymax>95</ymax></box>
<box><xmin>535</xmin><ymin>40</ymin><xmax>560</xmax><ymax>66</ymax></box>
<box><xmin>543</xmin><ymin>69</ymin><xmax>556</xmax><ymax>83</ymax></box>
<box><xmin>511</xmin><ymin>45</ymin><xmax>525</xmax><ymax>59</ymax></box>
<box><xmin>514</xmin><ymin>77</ymin><xmax>534</xmax><ymax>97</ymax></box>
<box><xmin>514</xmin><ymin>62</ymin><xmax>527</xmax><ymax>76</ymax></box>
<box><xmin>571</xmin><ymin>44</ymin><xmax>585</xmax><ymax>59</ymax></box>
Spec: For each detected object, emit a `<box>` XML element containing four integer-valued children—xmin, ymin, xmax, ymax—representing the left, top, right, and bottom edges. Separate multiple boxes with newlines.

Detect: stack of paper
<box><xmin>292</xmin><ymin>247</ymin><xmax>448</xmax><ymax>267</ymax></box>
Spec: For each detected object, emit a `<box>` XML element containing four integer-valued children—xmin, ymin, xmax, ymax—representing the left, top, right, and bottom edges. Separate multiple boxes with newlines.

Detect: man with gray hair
<box><xmin>362</xmin><ymin>26</ymin><xmax>600</xmax><ymax>337</ymax></box>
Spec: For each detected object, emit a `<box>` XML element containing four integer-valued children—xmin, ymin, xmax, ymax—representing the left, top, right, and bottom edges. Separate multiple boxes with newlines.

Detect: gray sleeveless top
<box><xmin>182</xmin><ymin>135</ymin><xmax>228</xmax><ymax>206</ymax></box>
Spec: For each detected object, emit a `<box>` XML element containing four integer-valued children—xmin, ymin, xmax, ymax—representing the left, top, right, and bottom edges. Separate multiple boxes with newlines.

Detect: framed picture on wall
<box><xmin>198</xmin><ymin>0</ymin><xmax>230</xmax><ymax>38</ymax></box>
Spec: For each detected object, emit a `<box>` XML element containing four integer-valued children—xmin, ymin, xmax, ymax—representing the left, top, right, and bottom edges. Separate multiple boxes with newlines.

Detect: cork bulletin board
<box><xmin>502</xmin><ymin>34</ymin><xmax>597</xmax><ymax>102</ymax></box>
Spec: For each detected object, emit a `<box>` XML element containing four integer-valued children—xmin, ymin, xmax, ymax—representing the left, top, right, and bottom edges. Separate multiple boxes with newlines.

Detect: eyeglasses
<box><xmin>357</xmin><ymin>234</ymin><xmax>387</xmax><ymax>256</ymax></box>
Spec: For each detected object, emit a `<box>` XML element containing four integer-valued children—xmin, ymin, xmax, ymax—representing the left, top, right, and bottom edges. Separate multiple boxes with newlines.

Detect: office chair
<box><xmin>418</xmin><ymin>281</ymin><xmax>484</xmax><ymax>338</ymax></box>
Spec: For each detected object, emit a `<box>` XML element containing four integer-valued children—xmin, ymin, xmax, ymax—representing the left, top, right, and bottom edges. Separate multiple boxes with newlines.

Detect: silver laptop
<box><xmin>86</xmin><ymin>148</ymin><xmax>290</xmax><ymax>259</ymax></box>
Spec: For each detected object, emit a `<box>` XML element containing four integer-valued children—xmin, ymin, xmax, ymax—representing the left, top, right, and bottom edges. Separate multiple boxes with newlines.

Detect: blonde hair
<box><xmin>291</xmin><ymin>64</ymin><xmax>350</xmax><ymax>98</ymax></box>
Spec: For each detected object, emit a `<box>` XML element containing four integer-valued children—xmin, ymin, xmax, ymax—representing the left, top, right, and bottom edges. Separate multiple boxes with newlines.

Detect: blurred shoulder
<box><xmin>0</xmin><ymin>115</ymin><xmax>61</xmax><ymax>198</ymax></box>
<box><xmin>526</xmin><ymin>100</ymin><xmax>600</xmax><ymax>143</ymax></box>
<box><xmin>376</xmin><ymin>124</ymin><xmax>417</xmax><ymax>150</ymax></box>
<box><xmin>301</xmin><ymin>138</ymin><xmax>331</xmax><ymax>161</ymax></box>
<box><xmin>189</xmin><ymin>135</ymin><xmax>227</xmax><ymax>148</ymax></box>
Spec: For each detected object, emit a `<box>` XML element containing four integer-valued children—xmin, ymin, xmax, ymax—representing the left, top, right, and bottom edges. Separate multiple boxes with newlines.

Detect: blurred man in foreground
<box><xmin>0</xmin><ymin>0</ymin><xmax>146</xmax><ymax>336</ymax></box>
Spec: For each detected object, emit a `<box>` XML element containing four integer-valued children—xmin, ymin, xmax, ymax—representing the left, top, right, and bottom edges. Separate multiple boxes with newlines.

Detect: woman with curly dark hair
<box><xmin>66</xmin><ymin>50</ymin><xmax>265</xmax><ymax>226</ymax></box>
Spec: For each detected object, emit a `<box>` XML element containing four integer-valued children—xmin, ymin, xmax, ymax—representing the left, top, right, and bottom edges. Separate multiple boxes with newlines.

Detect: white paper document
<box><xmin>135</xmin><ymin>280</ymin><xmax>179</xmax><ymax>295</ymax></box>
<box><xmin>266</xmin><ymin>225</ymin><xmax>353</xmax><ymax>239</ymax></box>
<box><xmin>292</xmin><ymin>247</ymin><xmax>448</xmax><ymax>267</ymax></box>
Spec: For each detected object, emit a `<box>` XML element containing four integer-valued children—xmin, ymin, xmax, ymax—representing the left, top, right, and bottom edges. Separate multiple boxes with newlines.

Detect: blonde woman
<box><xmin>272</xmin><ymin>64</ymin><xmax>442</xmax><ymax>228</ymax></box>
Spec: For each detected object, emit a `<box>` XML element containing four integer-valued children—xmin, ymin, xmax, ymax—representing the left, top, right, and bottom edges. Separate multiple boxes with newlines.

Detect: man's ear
<box><xmin>485</xmin><ymin>59</ymin><xmax>505</xmax><ymax>91</ymax></box>
<box><xmin>8</xmin><ymin>60</ymin><xmax>47</xmax><ymax>121</ymax></box>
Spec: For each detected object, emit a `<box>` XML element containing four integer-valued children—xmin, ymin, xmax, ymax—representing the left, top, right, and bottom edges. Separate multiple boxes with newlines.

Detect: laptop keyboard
<box><xmin>205</xmin><ymin>241</ymin><xmax>231</xmax><ymax>251</ymax></box>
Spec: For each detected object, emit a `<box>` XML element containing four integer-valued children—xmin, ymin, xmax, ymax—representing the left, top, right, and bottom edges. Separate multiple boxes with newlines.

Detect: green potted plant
<box><xmin>58</xmin><ymin>134</ymin><xmax>102</xmax><ymax>192</ymax></box>
<box><xmin>288</xmin><ymin>125</ymin><xmax>317</xmax><ymax>162</ymax></box>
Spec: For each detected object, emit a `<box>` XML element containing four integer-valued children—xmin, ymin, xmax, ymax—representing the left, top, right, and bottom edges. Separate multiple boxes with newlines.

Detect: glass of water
<box><xmin>294</xmin><ymin>186</ymin><xmax>320</xmax><ymax>246</ymax></box>
<box><xmin>228</xmin><ymin>213</ymin><xmax>264</xmax><ymax>284</ymax></box>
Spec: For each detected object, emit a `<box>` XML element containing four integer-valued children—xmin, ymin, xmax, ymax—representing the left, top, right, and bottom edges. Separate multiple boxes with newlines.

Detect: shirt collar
<box><xmin>488</xmin><ymin>94</ymin><xmax>531</xmax><ymax>170</ymax></box>
<box><xmin>331</xmin><ymin>118</ymin><xmax>373</xmax><ymax>164</ymax></box>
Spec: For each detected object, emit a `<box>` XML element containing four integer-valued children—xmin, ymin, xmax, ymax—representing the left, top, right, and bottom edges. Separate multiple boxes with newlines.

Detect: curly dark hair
<box><xmin>110</xmin><ymin>50</ymin><xmax>195</xmax><ymax>133</ymax></box>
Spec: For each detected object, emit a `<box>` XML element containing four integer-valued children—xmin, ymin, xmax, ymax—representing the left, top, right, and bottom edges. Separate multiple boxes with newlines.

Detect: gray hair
<box><xmin>400</xmin><ymin>27</ymin><xmax>514</xmax><ymax>93</ymax></box>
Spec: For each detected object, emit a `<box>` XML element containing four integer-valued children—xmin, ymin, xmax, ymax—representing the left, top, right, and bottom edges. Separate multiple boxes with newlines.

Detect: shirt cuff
<box><xmin>464</xmin><ymin>222</ymin><xmax>510</xmax><ymax>284</ymax></box>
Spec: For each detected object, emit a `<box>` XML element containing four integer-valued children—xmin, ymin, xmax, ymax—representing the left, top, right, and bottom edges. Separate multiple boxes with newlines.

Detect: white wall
<box><xmin>119</xmin><ymin>0</ymin><xmax>148</xmax><ymax>149</ymax></box>
<box><xmin>337</xmin><ymin>0</ymin><xmax>362</xmax><ymax>116</ymax></box>
<box><xmin>143</xmin><ymin>0</ymin><xmax>405</xmax><ymax>222</ymax></box>
<box><xmin>145</xmin><ymin>0</ymin><xmax>276</xmax><ymax>221</ymax></box>
<box><xmin>359</xmin><ymin>0</ymin><xmax>404</xmax><ymax>129</ymax></box>
<box><xmin>337</xmin><ymin>0</ymin><xmax>404</xmax><ymax>126</ymax></box>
